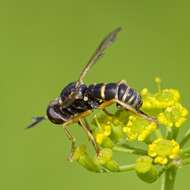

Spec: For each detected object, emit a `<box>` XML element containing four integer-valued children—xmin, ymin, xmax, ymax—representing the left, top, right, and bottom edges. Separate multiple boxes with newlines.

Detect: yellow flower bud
<box><xmin>135</xmin><ymin>156</ymin><xmax>158</xmax><ymax>183</ymax></box>
<box><xmin>158</xmin><ymin>103</ymin><xmax>188</xmax><ymax>128</ymax></box>
<box><xmin>123</xmin><ymin>115</ymin><xmax>157</xmax><ymax>141</ymax></box>
<box><xmin>148</xmin><ymin>138</ymin><xmax>180</xmax><ymax>165</ymax></box>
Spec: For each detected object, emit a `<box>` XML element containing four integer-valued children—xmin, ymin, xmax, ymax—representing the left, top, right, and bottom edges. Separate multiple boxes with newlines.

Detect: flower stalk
<box><xmin>113</xmin><ymin>145</ymin><xmax>147</xmax><ymax>155</ymax></box>
<box><xmin>162</xmin><ymin>167</ymin><xmax>177</xmax><ymax>190</ymax></box>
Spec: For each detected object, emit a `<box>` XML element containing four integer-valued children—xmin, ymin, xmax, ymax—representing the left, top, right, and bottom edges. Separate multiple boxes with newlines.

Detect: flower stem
<box><xmin>180</xmin><ymin>128</ymin><xmax>190</xmax><ymax>147</ymax></box>
<box><xmin>172</xmin><ymin>127</ymin><xmax>179</xmax><ymax>140</ymax></box>
<box><xmin>155</xmin><ymin>128</ymin><xmax>163</xmax><ymax>138</ymax></box>
<box><xmin>182</xmin><ymin>158</ymin><xmax>190</xmax><ymax>165</ymax></box>
<box><xmin>161</xmin><ymin>166</ymin><xmax>177</xmax><ymax>190</ymax></box>
<box><xmin>119</xmin><ymin>164</ymin><xmax>135</xmax><ymax>172</ymax></box>
<box><xmin>181</xmin><ymin>146</ymin><xmax>190</xmax><ymax>158</ymax></box>
<box><xmin>113</xmin><ymin>145</ymin><xmax>146</xmax><ymax>155</ymax></box>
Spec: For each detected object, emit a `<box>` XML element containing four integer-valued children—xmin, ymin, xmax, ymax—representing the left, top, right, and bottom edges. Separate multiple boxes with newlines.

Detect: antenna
<box><xmin>26</xmin><ymin>116</ymin><xmax>46</xmax><ymax>129</ymax></box>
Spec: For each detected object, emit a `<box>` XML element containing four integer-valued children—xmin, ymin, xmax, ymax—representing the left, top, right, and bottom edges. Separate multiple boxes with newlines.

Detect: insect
<box><xmin>27</xmin><ymin>27</ymin><xmax>156</xmax><ymax>159</ymax></box>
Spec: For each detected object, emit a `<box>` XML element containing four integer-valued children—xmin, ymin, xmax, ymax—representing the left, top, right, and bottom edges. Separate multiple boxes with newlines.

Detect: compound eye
<box><xmin>46</xmin><ymin>104</ymin><xmax>64</xmax><ymax>124</ymax></box>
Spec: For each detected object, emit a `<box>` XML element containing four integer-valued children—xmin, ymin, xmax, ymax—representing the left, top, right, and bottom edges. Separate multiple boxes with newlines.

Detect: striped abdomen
<box><xmin>86</xmin><ymin>81</ymin><xmax>143</xmax><ymax>110</ymax></box>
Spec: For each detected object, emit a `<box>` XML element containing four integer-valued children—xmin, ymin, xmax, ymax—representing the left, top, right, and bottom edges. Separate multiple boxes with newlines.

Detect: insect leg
<box><xmin>115</xmin><ymin>99</ymin><xmax>157</xmax><ymax>123</ymax></box>
<box><xmin>102</xmin><ymin>108</ymin><xmax>114</xmax><ymax>116</ymax></box>
<box><xmin>64</xmin><ymin>127</ymin><xmax>76</xmax><ymax>161</ymax></box>
<box><xmin>98</xmin><ymin>99</ymin><xmax>116</xmax><ymax>109</ymax></box>
<box><xmin>62</xmin><ymin>110</ymin><xmax>92</xmax><ymax>127</ymax></box>
<box><xmin>78</xmin><ymin>118</ymin><xmax>100</xmax><ymax>155</ymax></box>
<box><xmin>83</xmin><ymin>118</ymin><xmax>93</xmax><ymax>133</ymax></box>
<box><xmin>98</xmin><ymin>99</ymin><xmax>157</xmax><ymax>123</ymax></box>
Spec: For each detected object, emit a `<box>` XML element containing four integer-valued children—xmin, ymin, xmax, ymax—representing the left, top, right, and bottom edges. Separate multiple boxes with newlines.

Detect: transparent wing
<box><xmin>76</xmin><ymin>26</ymin><xmax>122</xmax><ymax>87</ymax></box>
<box><xmin>62</xmin><ymin>27</ymin><xmax>122</xmax><ymax>108</ymax></box>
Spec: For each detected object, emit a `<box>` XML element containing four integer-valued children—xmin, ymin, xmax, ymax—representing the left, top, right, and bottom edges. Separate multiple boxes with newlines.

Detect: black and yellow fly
<box><xmin>27</xmin><ymin>27</ymin><xmax>156</xmax><ymax>158</ymax></box>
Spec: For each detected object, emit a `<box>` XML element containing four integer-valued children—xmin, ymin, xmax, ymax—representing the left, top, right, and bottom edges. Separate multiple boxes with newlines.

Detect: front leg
<box><xmin>62</xmin><ymin>110</ymin><xmax>92</xmax><ymax>127</ymax></box>
<box><xmin>79</xmin><ymin>118</ymin><xmax>100</xmax><ymax>155</ymax></box>
<box><xmin>63</xmin><ymin>127</ymin><xmax>76</xmax><ymax>161</ymax></box>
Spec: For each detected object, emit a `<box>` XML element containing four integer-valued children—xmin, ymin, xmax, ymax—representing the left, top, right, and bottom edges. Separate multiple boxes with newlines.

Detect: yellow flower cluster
<box><xmin>95</xmin><ymin>123</ymin><xmax>111</xmax><ymax>145</ymax></box>
<box><xmin>74</xmin><ymin>76</ymin><xmax>190</xmax><ymax>186</ymax></box>
<box><xmin>141</xmin><ymin>78</ymin><xmax>188</xmax><ymax>128</ymax></box>
<box><xmin>158</xmin><ymin>103</ymin><xmax>188</xmax><ymax>128</ymax></box>
<box><xmin>94</xmin><ymin>117</ymin><xmax>112</xmax><ymax>145</ymax></box>
<box><xmin>148</xmin><ymin>138</ymin><xmax>180</xmax><ymax>165</ymax></box>
<box><xmin>141</xmin><ymin>88</ymin><xmax>180</xmax><ymax>110</ymax></box>
<box><xmin>123</xmin><ymin>115</ymin><xmax>157</xmax><ymax>141</ymax></box>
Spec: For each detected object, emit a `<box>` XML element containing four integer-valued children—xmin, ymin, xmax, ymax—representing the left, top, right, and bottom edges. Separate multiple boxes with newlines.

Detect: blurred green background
<box><xmin>1</xmin><ymin>0</ymin><xmax>190</xmax><ymax>189</ymax></box>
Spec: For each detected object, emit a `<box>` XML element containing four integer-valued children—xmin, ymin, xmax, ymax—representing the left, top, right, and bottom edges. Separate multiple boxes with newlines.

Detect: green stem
<box><xmin>158</xmin><ymin>162</ymin><xmax>173</xmax><ymax>177</ymax></box>
<box><xmin>155</xmin><ymin>128</ymin><xmax>163</xmax><ymax>138</ymax></box>
<box><xmin>161</xmin><ymin>166</ymin><xmax>177</xmax><ymax>190</ymax></box>
<box><xmin>113</xmin><ymin>145</ymin><xmax>146</xmax><ymax>155</ymax></box>
<box><xmin>181</xmin><ymin>146</ymin><xmax>190</xmax><ymax>158</ymax></box>
<box><xmin>172</xmin><ymin>128</ymin><xmax>179</xmax><ymax>140</ymax></box>
<box><xmin>166</xmin><ymin>128</ymin><xmax>173</xmax><ymax>139</ymax></box>
<box><xmin>119</xmin><ymin>164</ymin><xmax>135</xmax><ymax>172</ymax></box>
<box><xmin>182</xmin><ymin>146</ymin><xmax>190</xmax><ymax>153</ymax></box>
<box><xmin>180</xmin><ymin>128</ymin><xmax>190</xmax><ymax>147</ymax></box>
<box><xmin>182</xmin><ymin>158</ymin><xmax>190</xmax><ymax>166</ymax></box>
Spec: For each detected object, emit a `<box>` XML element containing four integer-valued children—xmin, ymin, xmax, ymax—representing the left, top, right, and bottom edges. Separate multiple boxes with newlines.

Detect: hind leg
<box><xmin>115</xmin><ymin>99</ymin><xmax>157</xmax><ymax>123</ymax></box>
<box><xmin>98</xmin><ymin>99</ymin><xmax>157</xmax><ymax>123</ymax></box>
